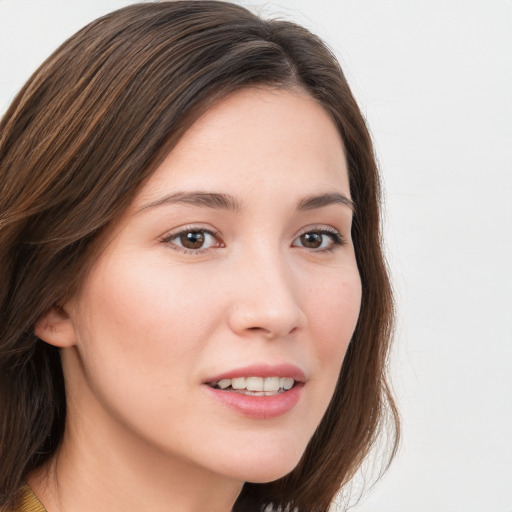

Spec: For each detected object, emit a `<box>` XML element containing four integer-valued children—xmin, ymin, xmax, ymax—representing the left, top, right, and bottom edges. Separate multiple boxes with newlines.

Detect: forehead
<box><xmin>133</xmin><ymin>87</ymin><xmax>349</xmax><ymax>209</ymax></box>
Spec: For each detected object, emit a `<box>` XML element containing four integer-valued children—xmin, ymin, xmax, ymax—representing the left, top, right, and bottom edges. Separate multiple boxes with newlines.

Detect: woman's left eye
<box><xmin>163</xmin><ymin>228</ymin><xmax>222</xmax><ymax>252</ymax></box>
<box><xmin>292</xmin><ymin>229</ymin><xmax>345</xmax><ymax>251</ymax></box>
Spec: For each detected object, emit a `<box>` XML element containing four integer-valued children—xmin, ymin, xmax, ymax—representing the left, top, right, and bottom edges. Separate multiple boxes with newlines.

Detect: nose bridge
<box><xmin>228</xmin><ymin>239</ymin><xmax>305</xmax><ymax>338</ymax></box>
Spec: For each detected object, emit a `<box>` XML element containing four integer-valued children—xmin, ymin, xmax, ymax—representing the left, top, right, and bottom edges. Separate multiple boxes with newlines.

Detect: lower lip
<box><xmin>204</xmin><ymin>384</ymin><xmax>303</xmax><ymax>419</ymax></box>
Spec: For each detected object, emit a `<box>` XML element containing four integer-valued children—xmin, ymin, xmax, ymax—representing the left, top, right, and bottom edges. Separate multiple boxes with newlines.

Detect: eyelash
<box><xmin>161</xmin><ymin>226</ymin><xmax>222</xmax><ymax>255</ymax></box>
<box><xmin>160</xmin><ymin>226</ymin><xmax>346</xmax><ymax>255</ymax></box>
<box><xmin>293</xmin><ymin>227</ymin><xmax>346</xmax><ymax>253</ymax></box>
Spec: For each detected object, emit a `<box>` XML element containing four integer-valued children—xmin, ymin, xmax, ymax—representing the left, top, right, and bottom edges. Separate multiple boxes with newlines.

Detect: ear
<box><xmin>35</xmin><ymin>304</ymin><xmax>77</xmax><ymax>348</ymax></box>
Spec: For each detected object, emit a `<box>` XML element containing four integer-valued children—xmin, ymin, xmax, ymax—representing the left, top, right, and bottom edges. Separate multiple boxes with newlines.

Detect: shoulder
<box><xmin>1</xmin><ymin>485</ymin><xmax>46</xmax><ymax>512</ymax></box>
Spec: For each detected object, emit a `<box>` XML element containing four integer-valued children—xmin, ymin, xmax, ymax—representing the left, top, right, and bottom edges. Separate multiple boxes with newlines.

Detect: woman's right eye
<box><xmin>162</xmin><ymin>228</ymin><xmax>224</xmax><ymax>253</ymax></box>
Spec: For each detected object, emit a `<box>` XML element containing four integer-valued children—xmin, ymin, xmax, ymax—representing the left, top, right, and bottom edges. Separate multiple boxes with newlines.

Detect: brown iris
<box><xmin>300</xmin><ymin>232</ymin><xmax>323</xmax><ymax>249</ymax></box>
<box><xmin>180</xmin><ymin>231</ymin><xmax>205</xmax><ymax>249</ymax></box>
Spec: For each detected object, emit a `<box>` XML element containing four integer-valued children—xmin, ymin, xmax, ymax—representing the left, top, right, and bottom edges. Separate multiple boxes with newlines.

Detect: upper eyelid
<box><xmin>160</xmin><ymin>227</ymin><xmax>222</xmax><ymax>255</ymax></box>
<box><xmin>294</xmin><ymin>225</ymin><xmax>344</xmax><ymax>239</ymax></box>
<box><xmin>161</xmin><ymin>225</ymin><xmax>341</xmax><ymax>237</ymax></box>
<box><xmin>160</xmin><ymin>224</ymin><xmax>220</xmax><ymax>241</ymax></box>
<box><xmin>159</xmin><ymin>223</ymin><xmax>346</xmax><ymax>245</ymax></box>
<box><xmin>296</xmin><ymin>225</ymin><xmax>339</xmax><ymax>234</ymax></box>
<box><xmin>294</xmin><ymin>226</ymin><xmax>348</xmax><ymax>251</ymax></box>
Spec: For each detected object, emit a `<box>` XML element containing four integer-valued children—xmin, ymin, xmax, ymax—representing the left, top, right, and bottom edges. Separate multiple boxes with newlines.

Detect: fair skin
<box><xmin>32</xmin><ymin>87</ymin><xmax>362</xmax><ymax>512</ymax></box>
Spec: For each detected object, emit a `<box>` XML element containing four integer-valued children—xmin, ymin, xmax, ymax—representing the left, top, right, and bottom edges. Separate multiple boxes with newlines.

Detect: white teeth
<box><xmin>211</xmin><ymin>376</ymin><xmax>295</xmax><ymax>392</ymax></box>
<box><xmin>246</xmin><ymin>376</ymin><xmax>264</xmax><ymax>391</ymax></box>
<box><xmin>282</xmin><ymin>377</ymin><xmax>294</xmax><ymax>390</ymax></box>
<box><xmin>231</xmin><ymin>377</ymin><xmax>246</xmax><ymax>390</ymax></box>
<box><xmin>263</xmin><ymin>376</ymin><xmax>280</xmax><ymax>392</ymax></box>
<box><xmin>217</xmin><ymin>379</ymin><xmax>231</xmax><ymax>390</ymax></box>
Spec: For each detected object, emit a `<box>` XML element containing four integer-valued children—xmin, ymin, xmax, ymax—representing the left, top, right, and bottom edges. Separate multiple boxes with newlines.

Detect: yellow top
<box><xmin>8</xmin><ymin>485</ymin><xmax>46</xmax><ymax>512</ymax></box>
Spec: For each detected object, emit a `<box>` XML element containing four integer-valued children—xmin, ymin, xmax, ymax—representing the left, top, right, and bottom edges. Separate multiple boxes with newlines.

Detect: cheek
<box><xmin>303</xmin><ymin>267</ymin><xmax>361</xmax><ymax>415</ymax></box>
<box><xmin>66</xmin><ymin>257</ymin><xmax>228</xmax><ymax>443</ymax></box>
<box><xmin>79</xmin><ymin>259</ymin><xmax>217</xmax><ymax>347</ymax></box>
<box><xmin>71</xmin><ymin>257</ymin><xmax>223</xmax><ymax>400</ymax></box>
<box><xmin>293</xmin><ymin>267</ymin><xmax>361</xmax><ymax>439</ymax></box>
<box><xmin>308</xmin><ymin>270</ymin><xmax>362</xmax><ymax>360</ymax></box>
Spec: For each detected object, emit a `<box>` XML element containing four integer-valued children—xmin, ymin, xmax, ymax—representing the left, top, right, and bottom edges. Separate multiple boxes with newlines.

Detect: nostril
<box><xmin>248</xmin><ymin>326</ymin><xmax>274</xmax><ymax>336</ymax></box>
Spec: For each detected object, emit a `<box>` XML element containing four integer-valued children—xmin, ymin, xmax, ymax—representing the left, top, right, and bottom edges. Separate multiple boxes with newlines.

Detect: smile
<box><xmin>209</xmin><ymin>376</ymin><xmax>295</xmax><ymax>396</ymax></box>
<box><xmin>204</xmin><ymin>364</ymin><xmax>305</xmax><ymax>419</ymax></box>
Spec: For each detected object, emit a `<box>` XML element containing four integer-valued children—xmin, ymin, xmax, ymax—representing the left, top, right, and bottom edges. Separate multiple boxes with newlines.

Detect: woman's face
<box><xmin>59</xmin><ymin>88</ymin><xmax>361</xmax><ymax>484</ymax></box>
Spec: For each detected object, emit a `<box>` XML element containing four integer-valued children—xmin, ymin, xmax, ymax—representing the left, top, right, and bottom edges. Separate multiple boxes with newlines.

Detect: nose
<box><xmin>227</xmin><ymin>248</ymin><xmax>307</xmax><ymax>340</ymax></box>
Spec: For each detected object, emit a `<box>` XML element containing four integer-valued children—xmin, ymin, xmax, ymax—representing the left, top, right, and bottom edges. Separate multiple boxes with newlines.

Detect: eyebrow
<box><xmin>138</xmin><ymin>191</ymin><xmax>243</xmax><ymax>213</ymax></box>
<box><xmin>296</xmin><ymin>192</ymin><xmax>355</xmax><ymax>212</ymax></box>
<box><xmin>138</xmin><ymin>190</ymin><xmax>354</xmax><ymax>213</ymax></box>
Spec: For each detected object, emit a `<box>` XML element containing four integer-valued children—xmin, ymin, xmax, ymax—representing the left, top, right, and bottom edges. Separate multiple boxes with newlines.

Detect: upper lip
<box><xmin>204</xmin><ymin>363</ymin><xmax>306</xmax><ymax>384</ymax></box>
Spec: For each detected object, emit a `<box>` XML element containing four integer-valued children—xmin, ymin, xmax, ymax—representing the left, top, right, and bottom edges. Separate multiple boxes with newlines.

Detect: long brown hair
<box><xmin>0</xmin><ymin>2</ymin><xmax>398</xmax><ymax>510</ymax></box>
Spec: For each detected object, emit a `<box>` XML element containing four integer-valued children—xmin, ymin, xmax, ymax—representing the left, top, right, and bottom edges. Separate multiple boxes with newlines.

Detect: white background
<box><xmin>1</xmin><ymin>1</ymin><xmax>510</xmax><ymax>511</ymax></box>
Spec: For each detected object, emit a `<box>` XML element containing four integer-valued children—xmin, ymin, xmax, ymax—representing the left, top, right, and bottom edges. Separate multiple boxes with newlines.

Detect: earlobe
<box><xmin>35</xmin><ymin>304</ymin><xmax>77</xmax><ymax>348</ymax></box>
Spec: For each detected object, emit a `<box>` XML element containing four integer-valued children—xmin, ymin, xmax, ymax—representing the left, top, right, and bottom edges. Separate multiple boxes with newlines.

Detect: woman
<box><xmin>0</xmin><ymin>2</ymin><xmax>398</xmax><ymax>511</ymax></box>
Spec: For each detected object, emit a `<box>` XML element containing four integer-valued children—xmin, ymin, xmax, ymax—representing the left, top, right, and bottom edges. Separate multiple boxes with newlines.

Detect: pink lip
<box><xmin>203</xmin><ymin>363</ymin><xmax>306</xmax><ymax>420</ymax></box>
<box><xmin>204</xmin><ymin>385</ymin><xmax>303</xmax><ymax>419</ymax></box>
<box><xmin>204</xmin><ymin>363</ymin><xmax>306</xmax><ymax>384</ymax></box>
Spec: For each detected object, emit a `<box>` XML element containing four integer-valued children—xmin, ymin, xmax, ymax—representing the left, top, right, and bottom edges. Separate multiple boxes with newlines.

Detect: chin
<box><xmin>245</xmin><ymin>469</ymin><xmax>296</xmax><ymax>485</ymax></box>
<box><xmin>220</xmin><ymin>446</ymin><xmax>305</xmax><ymax>484</ymax></box>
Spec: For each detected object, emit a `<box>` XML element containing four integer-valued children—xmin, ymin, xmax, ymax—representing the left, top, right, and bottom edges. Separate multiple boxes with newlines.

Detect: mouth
<box><xmin>207</xmin><ymin>376</ymin><xmax>296</xmax><ymax>396</ymax></box>
<box><xmin>203</xmin><ymin>364</ymin><xmax>305</xmax><ymax>419</ymax></box>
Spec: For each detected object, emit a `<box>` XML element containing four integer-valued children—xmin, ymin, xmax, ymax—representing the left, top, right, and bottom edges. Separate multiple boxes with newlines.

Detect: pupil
<box><xmin>301</xmin><ymin>232</ymin><xmax>322</xmax><ymax>248</ymax></box>
<box><xmin>181</xmin><ymin>231</ymin><xmax>205</xmax><ymax>249</ymax></box>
